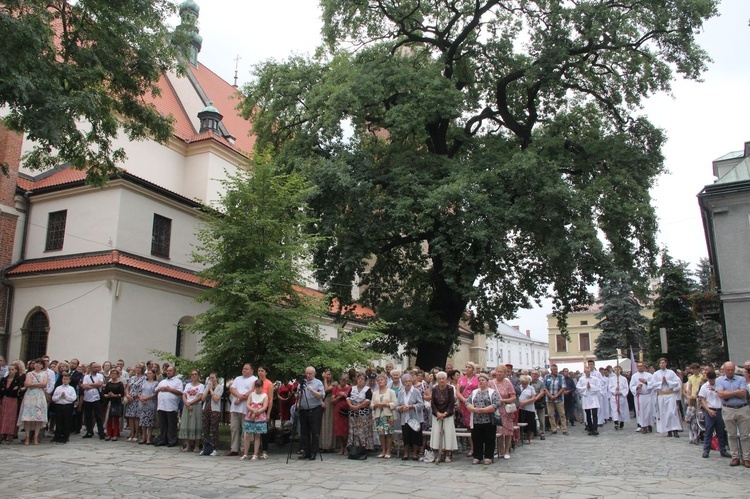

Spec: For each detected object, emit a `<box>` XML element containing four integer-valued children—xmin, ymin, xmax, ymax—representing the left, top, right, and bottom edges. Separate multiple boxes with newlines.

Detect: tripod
<box><xmin>286</xmin><ymin>380</ymin><xmax>323</xmax><ymax>463</ymax></box>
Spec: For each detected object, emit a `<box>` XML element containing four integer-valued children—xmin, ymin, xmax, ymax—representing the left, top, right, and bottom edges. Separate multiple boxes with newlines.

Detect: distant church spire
<box><xmin>233</xmin><ymin>55</ymin><xmax>241</xmax><ymax>88</ymax></box>
<box><xmin>179</xmin><ymin>1</ymin><xmax>202</xmax><ymax>66</ymax></box>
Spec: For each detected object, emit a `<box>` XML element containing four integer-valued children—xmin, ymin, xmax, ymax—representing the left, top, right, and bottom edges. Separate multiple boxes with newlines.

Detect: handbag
<box><xmin>493</xmin><ymin>412</ymin><xmax>503</xmax><ymax>426</ymax></box>
<box><xmin>422</xmin><ymin>448</ymin><xmax>435</xmax><ymax>463</ymax></box>
<box><xmin>504</xmin><ymin>403</ymin><xmax>517</xmax><ymax>414</ymax></box>
<box><xmin>406</xmin><ymin>418</ymin><xmax>421</xmax><ymax>432</ymax></box>
<box><xmin>347</xmin><ymin>445</ymin><xmax>368</xmax><ymax>460</ymax></box>
<box><xmin>109</xmin><ymin>402</ymin><xmax>123</xmax><ymax>418</ymax></box>
<box><xmin>339</xmin><ymin>408</ymin><xmax>350</xmax><ymax>416</ymax></box>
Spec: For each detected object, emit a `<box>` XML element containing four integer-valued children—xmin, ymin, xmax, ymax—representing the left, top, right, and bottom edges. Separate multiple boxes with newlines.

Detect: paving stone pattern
<box><xmin>3</xmin><ymin>422</ymin><xmax>747</xmax><ymax>498</ymax></box>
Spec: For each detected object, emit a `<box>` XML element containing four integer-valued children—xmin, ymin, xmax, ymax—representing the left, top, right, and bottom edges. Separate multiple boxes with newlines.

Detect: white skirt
<box><xmin>430</xmin><ymin>414</ymin><xmax>458</xmax><ymax>451</ymax></box>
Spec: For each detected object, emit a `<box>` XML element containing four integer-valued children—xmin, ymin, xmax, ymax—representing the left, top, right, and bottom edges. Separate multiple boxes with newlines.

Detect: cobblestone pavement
<box><xmin>3</xmin><ymin>421</ymin><xmax>747</xmax><ymax>498</ymax></box>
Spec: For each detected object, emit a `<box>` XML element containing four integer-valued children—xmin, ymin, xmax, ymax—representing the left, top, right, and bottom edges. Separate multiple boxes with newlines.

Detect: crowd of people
<box><xmin>0</xmin><ymin>354</ymin><xmax>748</xmax><ymax>468</ymax></box>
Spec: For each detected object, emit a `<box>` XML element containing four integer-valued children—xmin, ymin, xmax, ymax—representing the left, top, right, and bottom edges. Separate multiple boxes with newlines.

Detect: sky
<box><xmin>190</xmin><ymin>0</ymin><xmax>750</xmax><ymax>341</ymax></box>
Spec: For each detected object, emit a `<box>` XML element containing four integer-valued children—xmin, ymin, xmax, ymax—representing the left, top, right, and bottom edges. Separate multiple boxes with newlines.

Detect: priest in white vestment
<box><xmin>648</xmin><ymin>358</ymin><xmax>683</xmax><ymax>437</ymax></box>
<box><xmin>630</xmin><ymin>362</ymin><xmax>655</xmax><ymax>433</ymax></box>
<box><xmin>609</xmin><ymin>366</ymin><xmax>631</xmax><ymax>428</ymax></box>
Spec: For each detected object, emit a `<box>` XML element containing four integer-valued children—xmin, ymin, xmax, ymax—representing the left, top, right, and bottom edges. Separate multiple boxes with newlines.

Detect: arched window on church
<box><xmin>24</xmin><ymin>310</ymin><xmax>49</xmax><ymax>361</ymax></box>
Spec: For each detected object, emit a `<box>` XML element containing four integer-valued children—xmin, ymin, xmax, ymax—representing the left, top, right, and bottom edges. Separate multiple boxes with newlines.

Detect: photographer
<box><xmin>296</xmin><ymin>366</ymin><xmax>325</xmax><ymax>460</ymax></box>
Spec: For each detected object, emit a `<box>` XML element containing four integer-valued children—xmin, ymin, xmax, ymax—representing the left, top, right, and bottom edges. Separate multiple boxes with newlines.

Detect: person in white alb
<box><xmin>51</xmin><ymin>372</ymin><xmax>76</xmax><ymax>443</ymax></box>
<box><xmin>648</xmin><ymin>358</ymin><xmax>682</xmax><ymax>437</ymax></box>
<box><xmin>586</xmin><ymin>360</ymin><xmax>607</xmax><ymax>426</ymax></box>
<box><xmin>630</xmin><ymin>362</ymin><xmax>655</xmax><ymax>433</ymax></box>
<box><xmin>577</xmin><ymin>367</ymin><xmax>601</xmax><ymax>436</ymax></box>
<box><xmin>698</xmin><ymin>368</ymin><xmax>731</xmax><ymax>459</ymax></box>
<box><xmin>225</xmin><ymin>364</ymin><xmax>257</xmax><ymax>456</ymax></box>
<box><xmin>609</xmin><ymin>366</ymin><xmax>630</xmax><ymax>429</ymax></box>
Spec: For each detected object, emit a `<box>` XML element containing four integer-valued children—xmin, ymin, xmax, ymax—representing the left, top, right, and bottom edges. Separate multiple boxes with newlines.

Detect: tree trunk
<box><xmin>415</xmin><ymin>340</ymin><xmax>453</xmax><ymax>371</ymax></box>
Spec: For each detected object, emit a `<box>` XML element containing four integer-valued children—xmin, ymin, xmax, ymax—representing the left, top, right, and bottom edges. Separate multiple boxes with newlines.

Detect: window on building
<box><xmin>25</xmin><ymin>311</ymin><xmax>49</xmax><ymax>361</ymax></box>
<box><xmin>580</xmin><ymin>333</ymin><xmax>591</xmax><ymax>352</ymax></box>
<box><xmin>518</xmin><ymin>350</ymin><xmax>522</xmax><ymax>363</ymax></box>
<box><xmin>580</xmin><ymin>320</ymin><xmax>588</xmax><ymax>326</ymax></box>
<box><xmin>45</xmin><ymin>210</ymin><xmax>67</xmax><ymax>251</ymax></box>
<box><xmin>499</xmin><ymin>349</ymin><xmax>503</xmax><ymax>362</ymax></box>
<box><xmin>526</xmin><ymin>352</ymin><xmax>529</xmax><ymax>364</ymax></box>
<box><xmin>556</xmin><ymin>335</ymin><xmax>567</xmax><ymax>352</ymax></box>
<box><xmin>175</xmin><ymin>323</ymin><xmax>184</xmax><ymax>357</ymax></box>
<box><xmin>151</xmin><ymin>214</ymin><xmax>172</xmax><ymax>258</ymax></box>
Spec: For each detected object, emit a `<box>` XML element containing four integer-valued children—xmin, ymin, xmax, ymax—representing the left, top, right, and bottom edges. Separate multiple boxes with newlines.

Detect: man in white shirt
<box><xmin>699</xmin><ymin>368</ymin><xmax>731</xmax><ymax>458</ymax></box>
<box><xmin>630</xmin><ymin>362</ymin><xmax>655</xmax><ymax>433</ymax></box>
<box><xmin>648</xmin><ymin>358</ymin><xmax>683</xmax><ymax>437</ymax></box>
<box><xmin>80</xmin><ymin>362</ymin><xmax>105</xmax><ymax>439</ymax></box>
<box><xmin>225</xmin><ymin>364</ymin><xmax>257</xmax><ymax>456</ymax></box>
<box><xmin>153</xmin><ymin>365</ymin><xmax>183</xmax><ymax>447</ymax></box>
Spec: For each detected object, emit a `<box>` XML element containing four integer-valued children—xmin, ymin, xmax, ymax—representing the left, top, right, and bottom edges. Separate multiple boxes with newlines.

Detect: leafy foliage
<box><xmin>0</xmin><ymin>0</ymin><xmax>190</xmax><ymax>185</ymax></box>
<box><xmin>647</xmin><ymin>252</ymin><xmax>700</xmax><ymax>368</ymax></box>
<box><xmin>243</xmin><ymin>0</ymin><xmax>717</xmax><ymax>368</ymax></box>
<box><xmin>689</xmin><ymin>257</ymin><xmax>725</xmax><ymax>366</ymax></box>
<box><xmin>593</xmin><ymin>272</ymin><xmax>647</xmax><ymax>360</ymax></box>
<box><xmin>187</xmin><ymin>151</ymin><xmax>383</xmax><ymax>381</ymax></box>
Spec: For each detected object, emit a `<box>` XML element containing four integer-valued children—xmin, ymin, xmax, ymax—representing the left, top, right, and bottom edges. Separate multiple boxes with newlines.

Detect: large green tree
<box><xmin>593</xmin><ymin>272</ymin><xmax>647</xmax><ymax>360</ymax></box>
<box><xmin>243</xmin><ymin>0</ymin><xmax>717</xmax><ymax>369</ymax></box>
<box><xmin>189</xmin><ymin>152</ymin><xmax>382</xmax><ymax>380</ymax></box>
<box><xmin>0</xmin><ymin>0</ymin><xmax>190</xmax><ymax>184</ymax></box>
<box><xmin>690</xmin><ymin>257</ymin><xmax>725</xmax><ymax>365</ymax></box>
<box><xmin>647</xmin><ymin>252</ymin><xmax>700</xmax><ymax>368</ymax></box>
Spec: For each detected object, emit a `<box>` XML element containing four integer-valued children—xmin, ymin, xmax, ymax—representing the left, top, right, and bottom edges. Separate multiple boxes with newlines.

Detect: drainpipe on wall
<box><xmin>0</xmin><ymin>191</ymin><xmax>31</xmax><ymax>358</ymax></box>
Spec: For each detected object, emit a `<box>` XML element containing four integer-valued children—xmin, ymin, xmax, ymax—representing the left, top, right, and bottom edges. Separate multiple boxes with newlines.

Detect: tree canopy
<box><xmin>188</xmin><ymin>152</ymin><xmax>382</xmax><ymax>381</ymax></box>
<box><xmin>593</xmin><ymin>272</ymin><xmax>647</xmax><ymax>360</ymax></box>
<box><xmin>647</xmin><ymin>252</ymin><xmax>700</xmax><ymax>368</ymax></box>
<box><xmin>243</xmin><ymin>0</ymin><xmax>718</xmax><ymax>368</ymax></box>
<box><xmin>0</xmin><ymin>0</ymin><xmax>189</xmax><ymax>185</ymax></box>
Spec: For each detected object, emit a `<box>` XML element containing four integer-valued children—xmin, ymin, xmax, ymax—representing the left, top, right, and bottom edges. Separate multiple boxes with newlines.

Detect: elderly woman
<box><xmin>332</xmin><ymin>374</ymin><xmax>351</xmax><ymax>455</ymax></box>
<box><xmin>179</xmin><ymin>370</ymin><xmax>205</xmax><ymax>452</ymax></box>
<box><xmin>18</xmin><ymin>359</ymin><xmax>48</xmax><ymax>445</ymax></box>
<box><xmin>124</xmin><ymin>363</ymin><xmax>145</xmax><ymax>442</ymax></box>
<box><xmin>347</xmin><ymin>372</ymin><xmax>373</xmax><ymax>458</ymax></box>
<box><xmin>490</xmin><ymin>364</ymin><xmax>517</xmax><ymax>459</ymax></box>
<box><xmin>430</xmin><ymin>371</ymin><xmax>458</xmax><ymax>462</ymax></box>
<box><xmin>201</xmin><ymin>372</ymin><xmax>224</xmax><ymax>455</ymax></box>
<box><xmin>320</xmin><ymin>369</ymin><xmax>335</xmax><ymax>453</ymax></box>
<box><xmin>102</xmin><ymin>368</ymin><xmax>125</xmax><ymax>440</ymax></box>
<box><xmin>396</xmin><ymin>373</ymin><xmax>424</xmax><ymax>461</ymax></box>
<box><xmin>138</xmin><ymin>369</ymin><xmax>159</xmax><ymax>444</ymax></box>
<box><xmin>372</xmin><ymin>373</ymin><xmax>397</xmax><ymax>458</ymax></box>
<box><xmin>466</xmin><ymin>372</ymin><xmax>501</xmax><ymax>465</ymax></box>
<box><xmin>517</xmin><ymin>375</ymin><xmax>537</xmax><ymax>442</ymax></box>
<box><xmin>457</xmin><ymin>363</ymin><xmax>477</xmax><ymax>455</ymax></box>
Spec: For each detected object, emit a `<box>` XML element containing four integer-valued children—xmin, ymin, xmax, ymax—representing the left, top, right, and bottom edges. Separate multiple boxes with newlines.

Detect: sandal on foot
<box><xmin>376</xmin><ymin>453</ymin><xmax>385</xmax><ymax>458</ymax></box>
<box><xmin>472</xmin><ymin>459</ymin><xmax>480</xmax><ymax>465</ymax></box>
<box><xmin>483</xmin><ymin>459</ymin><xmax>492</xmax><ymax>465</ymax></box>
<box><xmin>444</xmin><ymin>457</ymin><xmax>452</xmax><ymax>463</ymax></box>
<box><xmin>260</xmin><ymin>453</ymin><xmax>268</xmax><ymax>460</ymax></box>
<box><xmin>250</xmin><ymin>455</ymin><xmax>258</xmax><ymax>461</ymax></box>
